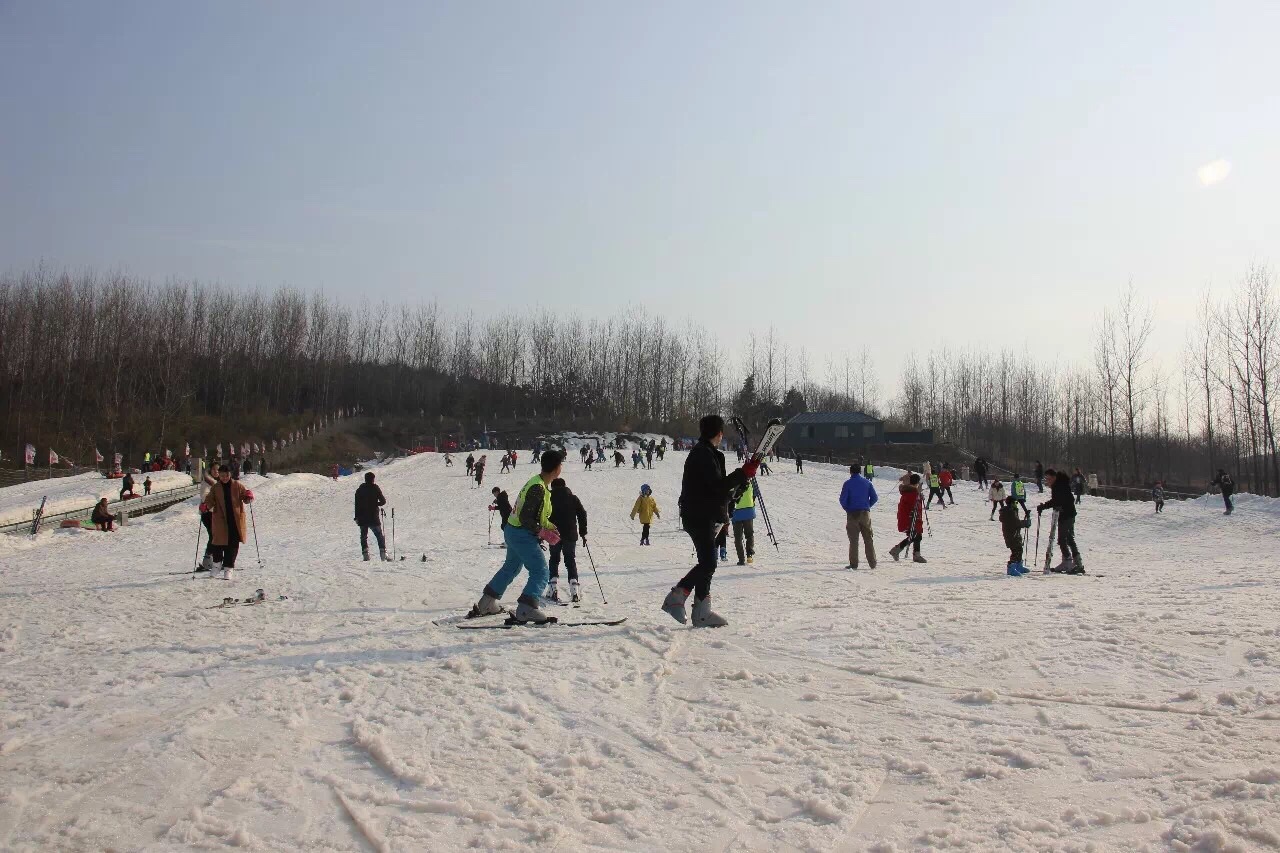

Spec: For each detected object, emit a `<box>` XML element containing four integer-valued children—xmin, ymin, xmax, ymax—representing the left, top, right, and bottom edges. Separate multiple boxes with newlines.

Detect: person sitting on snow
<box><xmin>91</xmin><ymin>498</ymin><xmax>115</xmax><ymax>531</ymax></box>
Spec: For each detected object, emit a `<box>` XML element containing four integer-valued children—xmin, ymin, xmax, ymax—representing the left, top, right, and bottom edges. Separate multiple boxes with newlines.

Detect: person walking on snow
<box><xmin>202</xmin><ymin>463</ymin><xmax>254</xmax><ymax>579</ymax></box>
<box><xmin>469</xmin><ymin>450</ymin><xmax>566</xmax><ymax>623</ymax></box>
<box><xmin>465</xmin><ymin>453</ymin><xmax>475</xmax><ymax>477</ymax></box>
<box><xmin>1037</xmin><ymin>469</ymin><xmax>1084</xmax><ymax>573</ymax></box>
<box><xmin>988</xmin><ymin>478</ymin><xmax>1006</xmax><ymax>519</ymax></box>
<box><xmin>1070</xmin><ymin>468</ymin><xmax>1085</xmax><ymax>504</ymax></box>
<box><xmin>354</xmin><ymin>471</ymin><xmax>390</xmax><ymax>561</ymax></box>
<box><xmin>1010</xmin><ymin>475</ymin><xmax>1029</xmax><ymax>514</ymax></box>
<box><xmin>1152</xmin><ymin>481</ymin><xmax>1165</xmax><ymax>513</ymax></box>
<box><xmin>840</xmin><ymin>464</ymin><xmax>878</xmax><ymax>570</ymax></box>
<box><xmin>1212</xmin><ymin>469</ymin><xmax>1235</xmax><ymax>515</ymax></box>
<box><xmin>547</xmin><ymin>477</ymin><xmax>587</xmax><ymax>603</ymax></box>
<box><xmin>889</xmin><ymin>473</ymin><xmax>927</xmax><ymax>563</ymax></box>
<box><xmin>940</xmin><ymin>465</ymin><xmax>955</xmax><ymax>505</ymax></box>
<box><xmin>926</xmin><ymin>469</ymin><xmax>947</xmax><ymax>509</ymax></box>
<box><xmin>1000</xmin><ymin>497</ymin><xmax>1031</xmax><ymax>576</ymax></box>
<box><xmin>795</xmin><ymin>451</ymin><xmax>804</xmax><ymax>474</ymax></box>
<box><xmin>646</xmin><ymin>446</ymin><xmax>654</xmax><ymax>470</ymax></box>
<box><xmin>974</xmin><ymin>457</ymin><xmax>989</xmax><ymax>490</ymax></box>
<box><xmin>474</xmin><ymin>455</ymin><xmax>486</xmax><ymax>487</ymax></box>
<box><xmin>630</xmin><ymin>484</ymin><xmax>660</xmax><ymax>545</ymax></box>
<box><xmin>661</xmin><ymin>415</ymin><xmax>755</xmax><ymax>628</ymax></box>
<box><xmin>1034</xmin><ymin>460</ymin><xmax>1045</xmax><ymax>493</ymax></box>
<box><xmin>490</xmin><ymin>486</ymin><xmax>512</xmax><ymax>530</ymax></box>
<box><xmin>731</xmin><ymin>481</ymin><xmax>757</xmax><ymax>565</ymax></box>
<box><xmin>144</xmin><ymin>475</ymin><xmax>152</xmax><ymax>496</ymax></box>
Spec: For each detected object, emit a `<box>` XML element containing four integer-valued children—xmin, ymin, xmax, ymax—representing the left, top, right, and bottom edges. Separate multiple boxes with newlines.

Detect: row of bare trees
<box><xmin>888</xmin><ymin>268</ymin><xmax>1280</xmax><ymax>494</ymax></box>
<box><xmin>2</xmin><ymin>263</ymin><xmax>1275</xmax><ymax>493</ymax></box>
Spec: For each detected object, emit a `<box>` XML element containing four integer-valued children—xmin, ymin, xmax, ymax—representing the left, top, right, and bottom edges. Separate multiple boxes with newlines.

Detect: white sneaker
<box><xmin>223</xmin><ymin>567</ymin><xmax>234</xmax><ymax>581</ymax></box>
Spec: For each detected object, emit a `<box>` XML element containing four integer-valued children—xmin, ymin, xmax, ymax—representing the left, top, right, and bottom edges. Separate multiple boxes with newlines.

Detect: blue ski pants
<box><xmin>487</xmin><ymin>525</ymin><xmax>549</xmax><ymax>600</ymax></box>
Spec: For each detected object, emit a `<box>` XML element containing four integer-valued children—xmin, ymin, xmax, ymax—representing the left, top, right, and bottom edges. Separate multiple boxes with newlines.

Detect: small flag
<box><xmin>216</xmin><ymin>443</ymin><xmax>223</xmax><ymax>457</ymax></box>
<box><xmin>49</xmin><ymin>448</ymin><xmax>59</xmax><ymax>466</ymax></box>
<box><xmin>184</xmin><ymin>442</ymin><xmax>190</xmax><ymax>457</ymax></box>
<box><xmin>95</xmin><ymin>448</ymin><xmax>104</xmax><ymax>463</ymax></box>
<box><xmin>25</xmin><ymin>443</ymin><xmax>35</xmax><ymax>465</ymax></box>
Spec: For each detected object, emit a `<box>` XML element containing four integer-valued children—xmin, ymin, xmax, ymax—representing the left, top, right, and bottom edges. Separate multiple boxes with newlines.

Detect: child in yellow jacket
<box><xmin>630</xmin><ymin>484</ymin><xmax>660</xmax><ymax>545</ymax></box>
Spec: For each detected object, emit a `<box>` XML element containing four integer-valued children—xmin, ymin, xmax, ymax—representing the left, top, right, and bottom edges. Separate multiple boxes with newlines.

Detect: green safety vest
<box><xmin>144</xmin><ymin>452</ymin><xmax>151</xmax><ymax>462</ymax></box>
<box><xmin>509</xmin><ymin>475</ymin><xmax>553</xmax><ymax>530</ymax></box>
<box><xmin>1012</xmin><ymin>480</ymin><xmax>1026</xmax><ymax>498</ymax></box>
<box><xmin>929</xmin><ymin>474</ymin><xmax>940</xmax><ymax>488</ymax></box>
<box><xmin>735</xmin><ymin>483</ymin><xmax>755</xmax><ymax>510</ymax></box>
<box><xmin>864</xmin><ymin>464</ymin><xmax>874</xmax><ymax>476</ymax></box>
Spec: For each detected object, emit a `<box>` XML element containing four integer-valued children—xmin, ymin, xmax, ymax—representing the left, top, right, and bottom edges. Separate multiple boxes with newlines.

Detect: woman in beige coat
<box><xmin>202</xmin><ymin>463</ymin><xmax>254</xmax><ymax>578</ymax></box>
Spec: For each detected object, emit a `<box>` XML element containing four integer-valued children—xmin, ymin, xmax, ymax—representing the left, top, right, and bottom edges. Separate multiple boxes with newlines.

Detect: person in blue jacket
<box><xmin>839</xmin><ymin>464</ymin><xmax>879</xmax><ymax>569</ymax></box>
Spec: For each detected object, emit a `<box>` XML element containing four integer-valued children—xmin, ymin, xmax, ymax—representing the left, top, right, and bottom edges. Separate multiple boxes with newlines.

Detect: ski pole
<box><xmin>391</xmin><ymin>507</ymin><xmax>396</xmax><ymax>560</ymax></box>
<box><xmin>752</xmin><ymin>477</ymin><xmax>780</xmax><ymax>552</ymax></box>
<box><xmin>583</xmin><ymin>538</ymin><xmax>607</xmax><ymax>604</ymax></box>
<box><xmin>192</xmin><ymin>511</ymin><xmax>204</xmax><ymax>572</ymax></box>
<box><xmin>488</xmin><ymin>509</ymin><xmax>493</xmax><ymax>545</ymax></box>
<box><xmin>1033</xmin><ymin>512</ymin><xmax>1041</xmax><ymax>563</ymax></box>
<box><xmin>249</xmin><ymin>502</ymin><xmax>263</xmax><ymax>568</ymax></box>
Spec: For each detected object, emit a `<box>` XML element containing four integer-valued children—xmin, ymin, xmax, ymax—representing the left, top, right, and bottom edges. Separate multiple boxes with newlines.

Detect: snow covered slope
<box><xmin>0</xmin><ymin>469</ymin><xmax>194</xmax><ymax>526</ymax></box>
<box><xmin>2</xmin><ymin>452</ymin><xmax>1279</xmax><ymax>851</ymax></box>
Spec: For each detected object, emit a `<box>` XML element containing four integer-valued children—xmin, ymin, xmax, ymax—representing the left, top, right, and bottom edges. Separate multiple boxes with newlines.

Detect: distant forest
<box><xmin>1</xmin><ymin>264</ymin><xmax>1277</xmax><ymax>494</ymax></box>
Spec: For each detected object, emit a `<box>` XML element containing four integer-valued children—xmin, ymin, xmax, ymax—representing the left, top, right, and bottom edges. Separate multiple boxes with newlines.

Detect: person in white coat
<box><xmin>988</xmin><ymin>478</ymin><xmax>1006</xmax><ymax>520</ymax></box>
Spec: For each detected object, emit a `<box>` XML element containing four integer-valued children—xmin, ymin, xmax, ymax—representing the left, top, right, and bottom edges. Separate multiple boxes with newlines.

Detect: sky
<box><xmin>2</xmin><ymin>1</ymin><xmax>1278</xmax><ymax>398</ymax></box>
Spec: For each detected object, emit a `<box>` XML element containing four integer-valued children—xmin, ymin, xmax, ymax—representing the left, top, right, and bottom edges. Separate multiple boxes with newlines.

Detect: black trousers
<box><xmin>732</xmin><ymin>519</ymin><xmax>755</xmax><ymax>562</ymax></box>
<box><xmin>201</xmin><ymin>511</ymin><xmax>214</xmax><ymax>555</ymax></box>
<box><xmin>927</xmin><ymin>487</ymin><xmax>945</xmax><ymax>506</ymax></box>
<box><xmin>1057</xmin><ymin>514</ymin><xmax>1082</xmax><ymax>562</ymax></box>
<box><xmin>359</xmin><ymin>522</ymin><xmax>386</xmax><ymax>554</ymax></box>
<box><xmin>640</xmin><ymin>522</ymin><xmax>650</xmax><ymax>543</ymax></box>
<box><xmin>211</xmin><ymin>541</ymin><xmax>240</xmax><ymax>568</ymax></box>
<box><xmin>549</xmin><ymin>538</ymin><xmax>578</xmax><ymax>581</ymax></box>
<box><xmin>895</xmin><ymin>532</ymin><xmax>922</xmax><ymax>553</ymax></box>
<box><xmin>679</xmin><ymin>520</ymin><xmax>719</xmax><ymax>599</ymax></box>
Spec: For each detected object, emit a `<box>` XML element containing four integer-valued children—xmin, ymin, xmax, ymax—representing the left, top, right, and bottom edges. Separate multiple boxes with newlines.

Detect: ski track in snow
<box><xmin>3</xmin><ymin>451</ymin><xmax>1280</xmax><ymax>851</ymax></box>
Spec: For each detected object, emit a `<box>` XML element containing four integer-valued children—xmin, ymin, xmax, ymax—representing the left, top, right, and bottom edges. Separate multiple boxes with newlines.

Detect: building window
<box><xmin>863</xmin><ymin>424</ymin><xmax>876</xmax><ymax>438</ymax></box>
<box><xmin>833</xmin><ymin>425</ymin><xmax>850</xmax><ymax>439</ymax></box>
<box><xmin>803</xmin><ymin>426</ymin><xmax>816</xmax><ymax>439</ymax></box>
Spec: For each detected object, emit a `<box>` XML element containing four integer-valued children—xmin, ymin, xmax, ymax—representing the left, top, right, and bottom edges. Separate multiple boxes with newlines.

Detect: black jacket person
<box><xmin>354</xmin><ymin>472</ymin><xmax>389</xmax><ymax>560</ymax></box>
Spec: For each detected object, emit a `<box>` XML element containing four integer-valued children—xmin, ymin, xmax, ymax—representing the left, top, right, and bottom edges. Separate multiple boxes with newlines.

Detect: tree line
<box><xmin>1</xmin><ymin>263</ymin><xmax>1274</xmax><ymax>494</ymax></box>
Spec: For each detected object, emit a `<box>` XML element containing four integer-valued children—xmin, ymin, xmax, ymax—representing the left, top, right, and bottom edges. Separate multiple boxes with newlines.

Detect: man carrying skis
<box><xmin>1037</xmin><ymin>469</ymin><xmax>1084</xmax><ymax>573</ymax></box>
<box><xmin>354</xmin><ymin>472</ymin><xmax>390</xmax><ymax>561</ymax></box>
<box><xmin>470</xmin><ymin>450</ymin><xmax>565</xmax><ymax>623</ymax></box>
<box><xmin>661</xmin><ymin>415</ymin><xmax>755</xmax><ymax>628</ymax></box>
<box><xmin>840</xmin><ymin>464</ymin><xmax>878</xmax><ymax>569</ymax></box>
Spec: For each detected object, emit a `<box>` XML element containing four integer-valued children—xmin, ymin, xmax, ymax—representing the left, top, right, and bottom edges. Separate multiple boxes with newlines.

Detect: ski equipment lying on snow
<box><xmin>206</xmin><ymin>589</ymin><xmax>287</xmax><ymax>608</ymax></box>
<box><xmin>431</xmin><ymin>608</ymin><xmax>509</xmax><ymax>626</ymax></box>
<box><xmin>458</xmin><ymin>616</ymin><xmax>627</xmax><ymax>630</ymax></box>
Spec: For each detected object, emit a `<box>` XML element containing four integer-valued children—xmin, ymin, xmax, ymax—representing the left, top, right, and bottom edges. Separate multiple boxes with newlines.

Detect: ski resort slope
<box><xmin>2</xmin><ymin>452</ymin><xmax>1280</xmax><ymax>852</ymax></box>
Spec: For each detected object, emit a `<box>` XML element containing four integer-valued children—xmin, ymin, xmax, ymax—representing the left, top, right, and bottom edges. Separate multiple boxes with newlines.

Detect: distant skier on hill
<box><xmin>1212</xmin><ymin>469</ymin><xmax>1234</xmax><ymax>515</ymax></box>
<box><xmin>1070</xmin><ymin>468</ymin><xmax>1085</xmax><ymax>504</ymax></box>
<box><xmin>474</xmin><ymin>455</ymin><xmax>487</xmax><ymax>487</ymax></box>
<box><xmin>974</xmin><ymin>458</ymin><xmax>989</xmax><ymax>490</ymax></box>
<box><xmin>630</xmin><ymin>484</ymin><xmax>660</xmax><ymax>545</ymax></box>
<box><xmin>465</xmin><ymin>454</ymin><xmax>475</xmax><ymax>477</ymax></box>
<box><xmin>1152</xmin><ymin>481</ymin><xmax>1165</xmax><ymax>513</ymax></box>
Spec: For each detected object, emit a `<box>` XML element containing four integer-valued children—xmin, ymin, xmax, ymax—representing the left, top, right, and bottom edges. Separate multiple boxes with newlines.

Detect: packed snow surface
<box><xmin>2</xmin><ymin>452</ymin><xmax>1279</xmax><ymax>851</ymax></box>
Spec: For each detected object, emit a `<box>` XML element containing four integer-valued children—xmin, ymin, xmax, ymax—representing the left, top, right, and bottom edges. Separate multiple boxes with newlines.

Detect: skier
<box><xmin>474</xmin><ymin>455</ymin><xmax>486</xmax><ymax>488</ymax></box>
<box><xmin>630</xmin><ymin>484</ymin><xmax>660</xmax><ymax>545</ymax></box>
<box><xmin>988</xmin><ymin>478</ymin><xmax>1006</xmax><ymax>520</ymax></box>
<box><xmin>1070</xmin><ymin>468</ymin><xmax>1086</xmax><ymax>504</ymax></box>
<box><xmin>444</xmin><ymin>452</ymin><xmax>454</xmax><ymax>467</ymax></box>
<box><xmin>1000</xmin><ymin>497</ymin><xmax>1030</xmax><ymax>576</ymax></box>
<box><xmin>547</xmin><ymin>477</ymin><xmax>587</xmax><ymax>603</ymax></box>
<box><xmin>839</xmin><ymin>464</ymin><xmax>878</xmax><ymax>570</ymax></box>
<box><xmin>940</xmin><ymin>465</ymin><xmax>955</xmax><ymax>505</ymax></box>
<box><xmin>863</xmin><ymin>461</ymin><xmax>875</xmax><ymax>480</ymax></box>
<box><xmin>469</xmin><ymin>450</ymin><xmax>565</xmax><ymax>623</ymax></box>
<box><xmin>144</xmin><ymin>476</ymin><xmax>152</xmax><ymax>496</ymax></box>
<box><xmin>660</xmin><ymin>415</ymin><xmax>756</xmax><ymax>628</ymax></box>
<box><xmin>1034</xmin><ymin>460</ymin><xmax>1045</xmax><ymax>493</ymax></box>
<box><xmin>657</xmin><ymin>444</ymin><xmax>665</xmax><ymax>462</ymax></box>
<box><xmin>202</xmin><ymin>464</ymin><xmax>254</xmax><ymax>579</ymax></box>
<box><xmin>584</xmin><ymin>451</ymin><xmax>594</xmax><ymax>472</ymax></box>
<box><xmin>795</xmin><ymin>451</ymin><xmax>803</xmax><ymax>474</ymax></box>
<box><xmin>1152</xmin><ymin>481</ymin><xmax>1165</xmax><ymax>513</ymax></box>
<box><xmin>888</xmin><ymin>473</ymin><xmax>927</xmax><ymax>563</ymax></box>
<box><xmin>1037</xmin><ymin>469</ymin><xmax>1084</xmax><ymax>573</ymax></box>
<box><xmin>645</xmin><ymin>446</ymin><xmax>654</xmax><ymax>470</ymax></box>
<box><xmin>974</xmin><ymin>457</ymin><xmax>989</xmax><ymax>490</ymax></box>
<box><xmin>926</xmin><ymin>469</ymin><xmax>946</xmax><ymax>509</ymax></box>
<box><xmin>632</xmin><ymin>449</ymin><xmax>641</xmax><ymax>470</ymax></box>
<box><xmin>490</xmin><ymin>486</ymin><xmax>512</xmax><ymax>530</ymax></box>
<box><xmin>465</xmin><ymin>453</ymin><xmax>475</xmax><ymax>477</ymax></box>
<box><xmin>1212</xmin><ymin>469</ymin><xmax>1235</xmax><ymax>515</ymax></box>
<box><xmin>91</xmin><ymin>498</ymin><xmax>115</xmax><ymax>532</ymax></box>
<box><xmin>758</xmin><ymin>458</ymin><xmax>772</xmax><ymax>476</ymax></box>
<box><xmin>354</xmin><ymin>471</ymin><xmax>390</xmax><ymax>561</ymax></box>
<box><xmin>614</xmin><ymin>450</ymin><xmax>624</xmax><ymax>468</ymax></box>
<box><xmin>500</xmin><ymin>453</ymin><xmax>511</xmax><ymax>475</ymax></box>
<box><xmin>730</xmin><ymin>481</ymin><xmax>757</xmax><ymax>566</ymax></box>
<box><xmin>1009</xmin><ymin>475</ymin><xmax>1029</xmax><ymax>514</ymax></box>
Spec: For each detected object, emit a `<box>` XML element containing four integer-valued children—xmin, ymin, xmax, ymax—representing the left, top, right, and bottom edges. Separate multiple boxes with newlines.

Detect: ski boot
<box><xmin>661</xmin><ymin>586</ymin><xmax>690</xmax><ymax>624</ymax></box>
<box><xmin>746</xmin><ymin>555</ymin><xmax>754</xmax><ymax>565</ymax></box>
<box><xmin>380</xmin><ymin>550</ymin><xmax>391</xmax><ymax>562</ymax></box>
<box><xmin>222</xmin><ymin>566</ymin><xmax>235</xmax><ymax>581</ymax></box>
<box><xmin>1050</xmin><ymin>558</ymin><xmax>1073</xmax><ymax>574</ymax></box>
<box><xmin>912</xmin><ymin>552</ymin><xmax>927</xmax><ymax>564</ymax></box>
<box><xmin>736</xmin><ymin>559</ymin><xmax>746</xmax><ymax>566</ymax></box>
<box><xmin>691</xmin><ymin>595</ymin><xmax>728</xmax><ymax>628</ymax></box>
<box><xmin>719</xmin><ymin>546</ymin><xmax>728</xmax><ymax>562</ymax></box>
<box><xmin>1066</xmin><ymin>558</ymin><xmax>1086</xmax><ymax>575</ymax></box>
<box><xmin>362</xmin><ymin>550</ymin><xmax>370</xmax><ymax>562</ymax></box>
<box><xmin>514</xmin><ymin>594</ymin><xmax>551</xmax><ymax>624</ymax></box>
<box><xmin>569</xmin><ymin>580</ymin><xmax>581</xmax><ymax>603</ymax></box>
<box><xmin>1007</xmin><ymin>562</ymin><xmax>1024</xmax><ymax>577</ymax></box>
<box><xmin>888</xmin><ymin>545</ymin><xmax>901</xmax><ymax>562</ymax></box>
<box><xmin>467</xmin><ymin>589</ymin><xmax>504</xmax><ymax>619</ymax></box>
<box><xmin>198</xmin><ymin>554</ymin><xmax>213</xmax><ymax>573</ymax></box>
<box><xmin>547</xmin><ymin>581</ymin><xmax>560</xmax><ymax>603</ymax></box>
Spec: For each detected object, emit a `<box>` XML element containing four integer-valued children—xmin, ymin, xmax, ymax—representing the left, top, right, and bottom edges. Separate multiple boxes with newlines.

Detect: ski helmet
<box><xmin>641</xmin><ymin>484</ymin><xmax>651</xmax><ymax>494</ymax></box>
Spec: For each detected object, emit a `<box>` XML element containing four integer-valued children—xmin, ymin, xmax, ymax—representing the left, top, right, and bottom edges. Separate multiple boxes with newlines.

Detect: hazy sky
<box><xmin>2</xmin><ymin>1</ymin><xmax>1277</xmax><ymax>396</ymax></box>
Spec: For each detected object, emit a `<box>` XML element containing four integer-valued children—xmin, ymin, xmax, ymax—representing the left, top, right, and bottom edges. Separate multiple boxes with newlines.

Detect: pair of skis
<box><xmin>728</xmin><ymin>416</ymin><xmax>788</xmax><ymax>552</ymax></box>
<box><xmin>206</xmin><ymin>590</ymin><xmax>287</xmax><ymax>608</ymax></box>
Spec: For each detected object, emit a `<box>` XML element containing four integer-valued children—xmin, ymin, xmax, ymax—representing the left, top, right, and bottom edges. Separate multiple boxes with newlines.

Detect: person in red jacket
<box><xmin>939</xmin><ymin>465</ymin><xmax>955</xmax><ymax>505</ymax></box>
<box><xmin>889</xmin><ymin>472</ymin><xmax>927</xmax><ymax>563</ymax></box>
